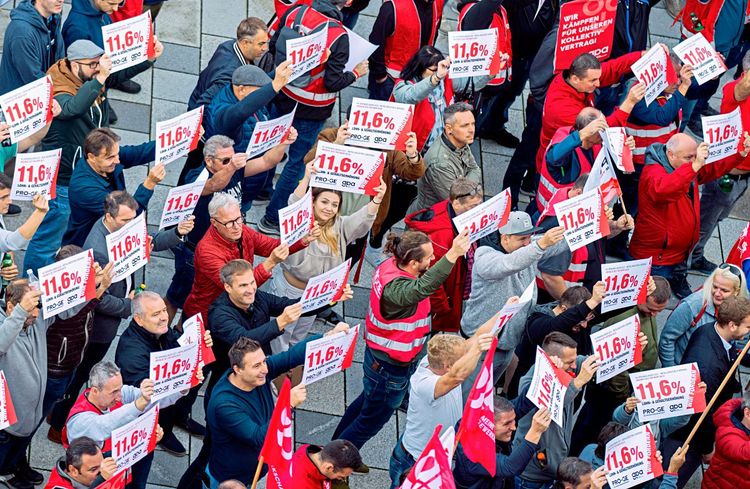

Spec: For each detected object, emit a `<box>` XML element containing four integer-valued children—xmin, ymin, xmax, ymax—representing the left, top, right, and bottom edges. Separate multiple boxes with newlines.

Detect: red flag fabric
<box><xmin>457</xmin><ymin>338</ymin><xmax>498</xmax><ymax>476</ymax></box>
<box><xmin>399</xmin><ymin>425</ymin><xmax>456</xmax><ymax>489</ymax></box>
<box><xmin>727</xmin><ymin>222</ymin><xmax>750</xmax><ymax>269</ymax></box>
<box><xmin>537</xmin><ymin>188</ymin><xmax>569</xmax><ymax>226</ymax></box>
<box><xmin>0</xmin><ymin>371</ymin><xmax>17</xmax><ymax>430</ymax></box>
<box><xmin>94</xmin><ymin>471</ymin><xmax>127</xmax><ymax>489</ymax></box>
<box><xmin>260</xmin><ymin>378</ymin><xmax>294</xmax><ymax>489</ymax></box>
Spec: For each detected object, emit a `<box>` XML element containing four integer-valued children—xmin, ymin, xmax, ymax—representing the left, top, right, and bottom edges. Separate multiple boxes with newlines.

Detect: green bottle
<box><xmin>0</xmin><ymin>253</ymin><xmax>12</xmax><ymax>288</ymax></box>
<box><xmin>690</xmin><ymin>12</ymin><xmax>705</xmax><ymax>32</ymax></box>
<box><xmin>135</xmin><ymin>283</ymin><xmax>147</xmax><ymax>295</ymax></box>
<box><xmin>719</xmin><ymin>174</ymin><xmax>734</xmax><ymax>193</ymax></box>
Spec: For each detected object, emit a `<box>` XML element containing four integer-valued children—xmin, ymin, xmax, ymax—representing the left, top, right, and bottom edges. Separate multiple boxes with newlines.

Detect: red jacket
<box><xmin>292</xmin><ymin>444</ymin><xmax>331</xmax><ymax>489</ymax></box>
<box><xmin>629</xmin><ymin>147</ymin><xmax>742</xmax><ymax>265</ymax></box>
<box><xmin>702</xmin><ymin>398</ymin><xmax>750</xmax><ymax>489</ymax></box>
<box><xmin>536</xmin><ymin>51</ymin><xmax>642</xmax><ymax>172</ymax></box>
<box><xmin>404</xmin><ymin>200</ymin><xmax>465</xmax><ymax>333</ymax></box>
<box><xmin>183</xmin><ymin>225</ymin><xmax>306</xmax><ymax>322</ymax></box>
<box><xmin>109</xmin><ymin>0</ymin><xmax>144</xmax><ymax>22</ymax></box>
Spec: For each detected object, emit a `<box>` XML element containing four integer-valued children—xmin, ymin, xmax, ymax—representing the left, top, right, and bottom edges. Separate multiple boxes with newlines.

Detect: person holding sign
<box><xmin>405</xmin><ymin>178</ymin><xmax>483</xmax><ymax>333</ymax></box>
<box><xmin>701</xmin><ymin>391</ymin><xmax>750</xmax><ymax>489</ymax></box>
<box><xmin>46</xmin><ymin>437</ymin><xmax>119</xmax><ymax>489</ymax></box>
<box><xmin>0</xmin><ymin>182</ymin><xmax>51</xmax><ymax>255</ymax></box>
<box><xmin>391</xmin><ymin>47</ymin><xmax>491</xmax><ymax>151</ymax></box>
<box><xmin>629</xmin><ymin>133</ymin><xmax>750</xmax><ymax>299</ymax></box>
<box><xmin>661</xmin><ymin>296</ymin><xmax>750</xmax><ymax>487</ymax></box>
<box><xmin>333</xmin><ymin>229</ymin><xmax>471</xmax><ymax>449</ymax></box>
<box><xmin>268</xmin><ymin>162</ymin><xmax>384</xmax><ymax>353</ymax></box>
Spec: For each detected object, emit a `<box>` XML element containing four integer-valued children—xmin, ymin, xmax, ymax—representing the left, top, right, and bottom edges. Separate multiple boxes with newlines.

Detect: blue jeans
<box><xmin>388</xmin><ymin>436</ymin><xmax>415</xmax><ymax>489</ymax></box>
<box><xmin>23</xmin><ymin>185</ymin><xmax>69</xmax><ymax>275</ymax></box>
<box><xmin>129</xmin><ymin>452</ymin><xmax>154</xmax><ymax>489</ymax></box>
<box><xmin>515</xmin><ymin>477</ymin><xmax>553</xmax><ymax>489</ymax></box>
<box><xmin>263</xmin><ymin>117</ymin><xmax>325</xmax><ymax>225</ymax></box>
<box><xmin>166</xmin><ymin>242</ymin><xmax>196</xmax><ymax>309</ymax></box>
<box><xmin>42</xmin><ymin>373</ymin><xmax>75</xmax><ymax>418</ymax></box>
<box><xmin>0</xmin><ymin>431</ymin><xmax>33</xmax><ymax>474</ymax></box>
<box><xmin>332</xmin><ymin>347</ymin><xmax>416</xmax><ymax>449</ymax></box>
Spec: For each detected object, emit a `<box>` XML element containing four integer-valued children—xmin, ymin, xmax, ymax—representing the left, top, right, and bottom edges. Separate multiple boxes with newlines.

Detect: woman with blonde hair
<box><xmin>659</xmin><ymin>263</ymin><xmax>749</xmax><ymax>367</ymax></box>
<box><xmin>267</xmin><ymin>161</ymin><xmax>387</xmax><ymax>354</ymax></box>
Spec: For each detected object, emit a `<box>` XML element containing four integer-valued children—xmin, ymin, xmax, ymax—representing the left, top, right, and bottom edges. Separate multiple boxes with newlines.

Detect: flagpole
<box><xmin>619</xmin><ymin>196</ymin><xmax>628</xmax><ymax>216</ymax></box>
<box><xmin>249</xmin><ymin>457</ymin><xmax>264</xmax><ymax>489</ymax></box>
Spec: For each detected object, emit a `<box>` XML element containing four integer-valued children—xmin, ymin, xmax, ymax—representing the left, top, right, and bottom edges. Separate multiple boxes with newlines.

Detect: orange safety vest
<box><xmin>383</xmin><ymin>0</ymin><xmax>445</xmax><ymax>80</ymax></box>
<box><xmin>457</xmin><ymin>2</ymin><xmax>513</xmax><ymax>86</ymax></box>
<box><xmin>536</xmin><ymin>126</ymin><xmax>595</xmax><ymax>213</ymax></box>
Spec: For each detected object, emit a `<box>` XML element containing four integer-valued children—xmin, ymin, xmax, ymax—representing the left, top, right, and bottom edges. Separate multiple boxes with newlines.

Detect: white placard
<box><xmin>526</xmin><ymin>346</ymin><xmax>571</xmax><ymax>427</ymax></box>
<box><xmin>702</xmin><ymin>107</ymin><xmax>743</xmax><ymax>163</ymax></box>
<box><xmin>344</xmin><ymin>28</ymin><xmax>377</xmax><ymax>72</ymax></box>
<box><xmin>604</xmin><ymin>425</ymin><xmax>663</xmax><ymax>489</ymax></box>
<box><xmin>110</xmin><ymin>405</ymin><xmax>159</xmax><ymax>472</ymax></box>
<box><xmin>301</xmin><ymin>325</ymin><xmax>359</xmax><ymax>385</ymax></box>
<box><xmin>38</xmin><ymin>249</ymin><xmax>97</xmax><ymax>319</ymax></box>
<box><xmin>0</xmin><ymin>371</ymin><xmax>17</xmax><ymax>430</ymax></box>
<box><xmin>590</xmin><ymin>314</ymin><xmax>642</xmax><ymax>383</ymax></box>
<box><xmin>630</xmin><ymin>363</ymin><xmax>706</xmax><ymax>422</ymax></box>
<box><xmin>11</xmin><ymin>149</ymin><xmax>60</xmax><ymax>200</ymax></box>
<box><xmin>490</xmin><ymin>282</ymin><xmax>534</xmax><ymax>336</ymax></box>
<box><xmin>101</xmin><ymin>12</ymin><xmax>154</xmax><ymax>73</ymax></box>
<box><xmin>155</xmin><ymin>106</ymin><xmax>204</xmax><ymax>166</ymax></box>
<box><xmin>300</xmin><ymin>259</ymin><xmax>351</xmax><ymax>313</ymax></box>
<box><xmin>631</xmin><ymin>44</ymin><xmax>669</xmax><ymax>106</ymax></box>
<box><xmin>311</xmin><ymin>141</ymin><xmax>385</xmax><ymax>195</ymax></box>
<box><xmin>602</xmin><ymin>127</ymin><xmax>635</xmax><ymax>173</ymax></box>
<box><xmin>554</xmin><ymin>187</ymin><xmax>610</xmax><ymax>252</ymax></box>
<box><xmin>286</xmin><ymin>26</ymin><xmax>328</xmax><ymax>83</ymax></box>
<box><xmin>347</xmin><ymin>97</ymin><xmax>414</xmax><ymax>150</ymax></box>
<box><xmin>149</xmin><ymin>343</ymin><xmax>198</xmax><ymax>402</ymax></box>
<box><xmin>600</xmin><ymin>258</ymin><xmax>651</xmax><ymax>313</ymax></box>
<box><xmin>278</xmin><ymin>189</ymin><xmax>313</xmax><ymax>245</ymax></box>
<box><xmin>106</xmin><ymin>213</ymin><xmax>149</xmax><ymax>282</ymax></box>
<box><xmin>452</xmin><ymin>188</ymin><xmax>511</xmax><ymax>243</ymax></box>
<box><xmin>246</xmin><ymin>107</ymin><xmax>296</xmax><ymax>159</ymax></box>
<box><xmin>0</xmin><ymin>76</ymin><xmax>53</xmax><ymax>143</ymax></box>
<box><xmin>159</xmin><ymin>180</ymin><xmax>205</xmax><ymax>229</ymax></box>
<box><xmin>673</xmin><ymin>33</ymin><xmax>727</xmax><ymax>85</ymax></box>
<box><xmin>448</xmin><ymin>28</ymin><xmax>499</xmax><ymax>78</ymax></box>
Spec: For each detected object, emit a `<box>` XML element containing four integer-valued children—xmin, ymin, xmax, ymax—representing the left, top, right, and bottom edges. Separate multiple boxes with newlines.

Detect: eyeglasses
<box><xmin>455</xmin><ymin>184</ymin><xmax>483</xmax><ymax>200</ymax></box>
<box><xmin>77</xmin><ymin>61</ymin><xmax>100</xmax><ymax>69</ymax></box>
<box><xmin>212</xmin><ymin>216</ymin><xmax>244</xmax><ymax>229</ymax></box>
<box><xmin>718</xmin><ymin>262</ymin><xmax>743</xmax><ymax>280</ymax></box>
<box><xmin>211</xmin><ymin>156</ymin><xmax>232</xmax><ymax>166</ymax></box>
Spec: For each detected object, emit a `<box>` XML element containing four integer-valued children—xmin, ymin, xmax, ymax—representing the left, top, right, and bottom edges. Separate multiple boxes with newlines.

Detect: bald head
<box><xmin>665</xmin><ymin>133</ymin><xmax>698</xmax><ymax>169</ymax></box>
<box><xmin>574</xmin><ymin>107</ymin><xmax>603</xmax><ymax>130</ymax></box>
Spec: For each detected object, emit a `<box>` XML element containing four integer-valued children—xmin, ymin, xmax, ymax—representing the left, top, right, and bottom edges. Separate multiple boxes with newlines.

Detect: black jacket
<box><xmin>46</xmin><ymin>298</ymin><xmax>100</xmax><ymax>378</ymax></box>
<box><xmin>114</xmin><ymin>320</ymin><xmax>181</xmax><ymax>386</ymax></box>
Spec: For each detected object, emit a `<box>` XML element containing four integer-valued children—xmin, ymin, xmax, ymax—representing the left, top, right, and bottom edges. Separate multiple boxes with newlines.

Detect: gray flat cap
<box><xmin>232</xmin><ymin>65</ymin><xmax>271</xmax><ymax>87</ymax></box>
<box><xmin>67</xmin><ymin>40</ymin><xmax>105</xmax><ymax>61</ymax></box>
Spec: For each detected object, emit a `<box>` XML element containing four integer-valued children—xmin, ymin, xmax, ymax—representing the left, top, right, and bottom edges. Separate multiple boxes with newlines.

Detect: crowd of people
<box><xmin>1</xmin><ymin>0</ymin><xmax>750</xmax><ymax>488</ymax></box>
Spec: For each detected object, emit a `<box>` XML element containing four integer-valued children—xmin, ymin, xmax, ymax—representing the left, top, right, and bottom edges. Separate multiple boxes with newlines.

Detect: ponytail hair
<box><xmin>384</xmin><ymin>231</ymin><xmax>431</xmax><ymax>267</ymax></box>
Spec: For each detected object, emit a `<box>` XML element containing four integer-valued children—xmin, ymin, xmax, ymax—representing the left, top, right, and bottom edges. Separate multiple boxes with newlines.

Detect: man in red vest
<box><xmin>367</xmin><ymin>0</ymin><xmax>445</xmax><ymax>101</ymax></box>
<box><xmin>332</xmin><ymin>229</ymin><xmax>470</xmax><ymax>449</ymax></box>
<box><xmin>46</xmin><ymin>437</ymin><xmax>118</xmax><ymax>489</ymax></box>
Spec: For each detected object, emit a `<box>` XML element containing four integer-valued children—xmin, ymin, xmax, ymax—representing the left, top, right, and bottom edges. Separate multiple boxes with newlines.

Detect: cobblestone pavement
<box><xmin>1</xmin><ymin>0</ymin><xmax>748</xmax><ymax>487</ymax></box>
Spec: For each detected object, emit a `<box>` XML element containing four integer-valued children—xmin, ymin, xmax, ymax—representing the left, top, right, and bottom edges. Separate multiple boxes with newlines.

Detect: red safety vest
<box><xmin>61</xmin><ymin>389</ymin><xmax>123</xmax><ymax>452</ymax></box>
<box><xmin>536</xmin><ymin>231</ymin><xmax>590</xmax><ymax>291</ymax></box>
<box><xmin>389</xmin><ymin>78</ymin><xmax>454</xmax><ymax>151</ymax></box>
<box><xmin>457</xmin><ymin>2</ymin><xmax>513</xmax><ymax>86</ymax></box>
<box><xmin>279</xmin><ymin>4</ymin><xmax>347</xmax><ymax>107</ymax></box>
<box><xmin>365</xmin><ymin>258</ymin><xmax>431</xmax><ymax>363</ymax></box>
<box><xmin>45</xmin><ymin>467</ymin><xmax>74</xmax><ymax>489</ymax></box>
<box><xmin>536</xmin><ymin>126</ymin><xmax>595</xmax><ymax>213</ymax></box>
<box><xmin>383</xmin><ymin>0</ymin><xmax>445</xmax><ymax>79</ymax></box>
<box><xmin>679</xmin><ymin>0</ymin><xmax>750</xmax><ymax>43</ymax></box>
<box><xmin>625</xmin><ymin>97</ymin><xmax>681</xmax><ymax>165</ymax></box>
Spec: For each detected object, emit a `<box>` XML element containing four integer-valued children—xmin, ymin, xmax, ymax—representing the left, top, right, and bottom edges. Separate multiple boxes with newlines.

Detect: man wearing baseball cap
<box><xmin>460</xmin><ymin>211</ymin><xmax>567</xmax><ymax>386</ymax></box>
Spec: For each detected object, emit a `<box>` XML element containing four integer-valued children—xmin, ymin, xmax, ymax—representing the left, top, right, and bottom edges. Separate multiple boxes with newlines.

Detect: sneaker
<box><xmin>47</xmin><ymin>426</ymin><xmax>62</xmax><ymax>444</ymax></box>
<box><xmin>108</xmin><ymin>106</ymin><xmax>118</xmax><ymax>125</ymax></box>
<box><xmin>15</xmin><ymin>461</ymin><xmax>42</xmax><ymax>486</ymax></box>
<box><xmin>5</xmin><ymin>204</ymin><xmax>21</xmax><ymax>216</ymax></box>
<box><xmin>256</xmin><ymin>216</ymin><xmax>280</xmax><ymax>236</ymax></box>
<box><xmin>0</xmin><ymin>475</ymin><xmax>33</xmax><ymax>489</ymax></box>
<box><xmin>112</xmin><ymin>79</ymin><xmax>142</xmax><ymax>94</ymax></box>
<box><xmin>352</xmin><ymin>463</ymin><xmax>370</xmax><ymax>474</ymax></box>
<box><xmin>364</xmin><ymin>241</ymin><xmax>387</xmax><ymax>267</ymax></box>
<box><xmin>158</xmin><ymin>432</ymin><xmax>187</xmax><ymax>456</ymax></box>
<box><xmin>691</xmin><ymin>256</ymin><xmax>718</xmax><ymax>275</ymax></box>
<box><xmin>177</xmin><ymin>418</ymin><xmax>206</xmax><ymax>438</ymax></box>
<box><xmin>492</xmin><ymin>127</ymin><xmax>520</xmax><ymax>148</ymax></box>
<box><xmin>669</xmin><ymin>274</ymin><xmax>693</xmax><ymax>300</ymax></box>
<box><xmin>254</xmin><ymin>190</ymin><xmax>272</xmax><ymax>202</ymax></box>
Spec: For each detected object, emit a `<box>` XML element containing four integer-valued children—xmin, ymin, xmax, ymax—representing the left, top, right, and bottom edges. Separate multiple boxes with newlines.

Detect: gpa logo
<box><xmin>590</xmin><ymin>45</ymin><xmax>611</xmax><ymax>59</ymax></box>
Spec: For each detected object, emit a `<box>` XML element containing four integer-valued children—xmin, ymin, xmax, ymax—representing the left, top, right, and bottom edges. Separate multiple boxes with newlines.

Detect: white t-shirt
<box><xmin>402</xmin><ymin>357</ymin><xmax>463</xmax><ymax>458</ymax></box>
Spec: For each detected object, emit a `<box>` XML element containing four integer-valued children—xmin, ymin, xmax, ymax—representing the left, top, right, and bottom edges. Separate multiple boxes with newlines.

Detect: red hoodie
<box><xmin>702</xmin><ymin>398</ymin><xmax>750</xmax><ymax>489</ymax></box>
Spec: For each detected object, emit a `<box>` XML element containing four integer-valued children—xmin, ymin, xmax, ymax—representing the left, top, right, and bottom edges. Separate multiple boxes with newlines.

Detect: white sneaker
<box><xmin>364</xmin><ymin>241</ymin><xmax>387</xmax><ymax>267</ymax></box>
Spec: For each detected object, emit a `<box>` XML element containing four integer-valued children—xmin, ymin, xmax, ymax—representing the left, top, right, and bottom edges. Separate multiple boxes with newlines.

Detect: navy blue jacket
<box><xmin>0</xmin><ymin>0</ymin><xmax>65</xmax><ymax>95</ymax></box>
<box><xmin>64</xmin><ymin>141</ymin><xmax>156</xmax><ymax>246</ymax></box>
<box><xmin>62</xmin><ymin>0</ymin><xmax>111</xmax><ymax>49</ymax></box>
<box><xmin>114</xmin><ymin>320</ymin><xmax>182</xmax><ymax>386</ymax></box>
<box><xmin>204</xmin><ymin>83</ymin><xmax>276</xmax><ymax>153</ymax></box>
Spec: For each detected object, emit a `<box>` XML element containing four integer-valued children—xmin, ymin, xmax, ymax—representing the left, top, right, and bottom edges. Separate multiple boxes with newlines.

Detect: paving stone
<box><xmin>30</xmin><ymin>422</ymin><xmax>65</xmax><ymax>472</ymax></box>
<box><xmin>481</xmin><ymin>150</ymin><xmax>512</xmax><ymax>198</ymax></box>
<box><xmin>148</xmin><ymin>448</ymin><xmax>190</xmax><ymax>486</ymax></box>
<box><xmin>109</xmin><ymin>69</ymin><xmax>154</xmax><ymax>106</ymax></box>
<box><xmin>146</xmin><ymin>254</ymin><xmax>178</xmax><ymax>296</ymax></box>
<box><xmin>648</xmin><ymin>7</ymin><xmax>681</xmax><ymax>40</ymax></box>
<box><xmin>248</xmin><ymin>0</ymin><xmax>275</xmax><ymax>21</ymax></box>
<box><xmin>158</xmin><ymin>42</ymin><xmax>201</xmax><ymax>75</ymax></box>
<box><xmin>350</xmin><ymin>468</ymin><xmax>392</xmax><ymax>489</ymax></box>
<box><xmin>116</xmin><ymin>128</ymin><xmax>151</xmax><ymax>146</ymax></box>
<box><xmin>150</xmin><ymin>99</ymin><xmax>190</xmax><ymax>139</ymax></box>
<box><xmin>200</xmin><ymin>34</ymin><xmax>233</xmax><ymax>71</ymax></box>
<box><xmin>110</xmin><ymin>99</ymin><xmax>153</xmax><ymax>133</ymax></box>
<box><xmin>153</xmin><ymin>69</ymin><xmax>199</xmax><ymax>105</ymax></box>
<box><xmin>343</xmin><ymin>284</ymin><xmax>370</xmax><ymax>317</ymax></box>
<box><xmin>303</xmin><ymin>369</ymin><xmax>346</xmax><ymax>415</ymax></box>
<box><xmin>156</xmin><ymin>0</ymin><xmax>201</xmax><ymax>47</ymax></box>
<box><xmin>203</xmin><ymin>0</ymin><xmax>246</xmax><ymax>38</ymax></box>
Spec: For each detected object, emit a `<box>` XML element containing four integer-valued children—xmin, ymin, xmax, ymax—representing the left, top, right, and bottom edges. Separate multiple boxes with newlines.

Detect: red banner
<box><xmin>260</xmin><ymin>378</ymin><xmax>294</xmax><ymax>489</ymax></box>
<box><xmin>399</xmin><ymin>425</ymin><xmax>456</xmax><ymax>489</ymax></box>
<box><xmin>554</xmin><ymin>0</ymin><xmax>617</xmax><ymax>72</ymax></box>
<box><xmin>727</xmin><ymin>222</ymin><xmax>750</xmax><ymax>269</ymax></box>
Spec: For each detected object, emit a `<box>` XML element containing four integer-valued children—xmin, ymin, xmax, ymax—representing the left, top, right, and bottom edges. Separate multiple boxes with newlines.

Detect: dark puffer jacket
<box><xmin>46</xmin><ymin>299</ymin><xmax>100</xmax><ymax>378</ymax></box>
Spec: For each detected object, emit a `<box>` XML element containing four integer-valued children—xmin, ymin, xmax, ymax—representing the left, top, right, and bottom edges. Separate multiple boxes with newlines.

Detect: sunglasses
<box><xmin>718</xmin><ymin>262</ymin><xmax>744</xmax><ymax>280</ymax></box>
<box><xmin>212</xmin><ymin>156</ymin><xmax>232</xmax><ymax>166</ymax></box>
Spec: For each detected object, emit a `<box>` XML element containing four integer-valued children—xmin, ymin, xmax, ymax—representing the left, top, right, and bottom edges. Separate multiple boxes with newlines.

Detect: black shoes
<box><xmin>112</xmin><ymin>79</ymin><xmax>142</xmax><ymax>94</ymax></box>
<box><xmin>669</xmin><ymin>274</ymin><xmax>693</xmax><ymax>300</ymax></box>
<box><xmin>177</xmin><ymin>418</ymin><xmax>206</xmax><ymax>438</ymax></box>
<box><xmin>158</xmin><ymin>432</ymin><xmax>187</xmax><ymax>457</ymax></box>
<box><xmin>690</xmin><ymin>256</ymin><xmax>718</xmax><ymax>276</ymax></box>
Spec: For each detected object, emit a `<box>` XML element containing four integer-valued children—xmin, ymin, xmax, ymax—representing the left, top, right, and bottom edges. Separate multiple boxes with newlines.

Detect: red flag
<box><xmin>727</xmin><ymin>222</ymin><xmax>750</xmax><ymax>269</ymax></box>
<box><xmin>457</xmin><ymin>338</ymin><xmax>498</xmax><ymax>476</ymax></box>
<box><xmin>94</xmin><ymin>471</ymin><xmax>127</xmax><ymax>489</ymax></box>
<box><xmin>260</xmin><ymin>378</ymin><xmax>294</xmax><ymax>489</ymax></box>
<box><xmin>399</xmin><ymin>425</ymin><xmax>456</xmax><ymax>489</ymax></box>
<box><xmin>0</xmin><ymin>371</ymin><xmax>17</xmax><ymax>430</ymax></box>
<box><xmin>537</xmin><ymin>188</ymin><xmax>569</xmax><ymax>226</ymax></box>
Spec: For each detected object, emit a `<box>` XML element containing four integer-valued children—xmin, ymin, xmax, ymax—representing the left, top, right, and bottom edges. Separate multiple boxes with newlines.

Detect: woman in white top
<box><xmin>268</xmin><ymin>161</ymin><xmax>387</xmax><ymax>353</ymax></box>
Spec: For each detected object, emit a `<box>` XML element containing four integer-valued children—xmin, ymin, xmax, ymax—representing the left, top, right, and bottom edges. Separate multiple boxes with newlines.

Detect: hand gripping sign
<box><xmin>347</xmin><ymin>97</ymin><xmax>414</xmax><ymax>151</ymax></box>
<box><xmin>106</xmin><ymin>213</ymin><xmax>150</xmax><ymax>282</ymax></box>
<box><xmin>301</xmin><ymin>324</ymin><xmax>359</xmax><ymax>385</ymax></box>
<box><xmin>673</xmin><ymin>33</ymin><xmax>727</xmax><ymax>85</ymax></box>
<box><xmin>246</xmin><ymin>107</ymin><xmax>296</xmax><ymax>158</ymax></box>
<box><xmin>526</xmin><ymin>346</ymin><xmax>572</xmax><ymax>427</ymax></box>
<box><xmin>604</xmin><ymin>425</ymin><xmax>663</xmax><ymax>489</ymax></box>
<box><xmin>702</xmin><ymin>107</ymin><xmax>743</xmax><ymax>164</ymax></box>
<box><xmin>300</xmin><ymin>259</ymin><xmax>351</xmax><ymax>313</ymax></box>
<box><xmin>311</xmin><ymin>142</ymin><xmax>386</xmax><ymax>196</ymax></box>
<box><xmin>590</xmin><ymin>314</ymin><xmax>643</xmax><ymax>383</ymax></box>
<box><xmin>631</xmin><ymin>44</ymin><xmax>675</xmax><ymax>106</ymax></box>
<box><xmin>159</xmin><ymin>179</ymin><xmax>206</xmax><ymax>229</ymax></box>
<box><xmin>600</xmin><ymin>258</ymin><xmax>651</xmax><ymax>313</ymax></box>
<box><xmin>155</xmin><ymin>106</ymin><xmax>204</xmax><ymax>166</ymax></box>
<box><xmin>178</xmin><ymin>313</ymin><xmax>216</xmax><ymax>387</ymax></box>
<box><xmin>490</xmin><ymin>281</ymin><xmax>535</xmax><ymax>336</ymax></box>
<box><xmin>11</xmin><ymin>148</ymin><xmax>61</xmax><ymax>200</ymax></box>
<box><xmin>111</xmin><ymin>405</ymin><xmax>159</xmax><ymax>473</ymax></box>
<box><xmin>101</xmin><ymin>11</ymin><xmax>155</xmax><ymax>73</ymax></box>
<box><xmin>149</xmin><ymin>342</ymin><xmax>198</xmax><ymax>402</ymax></box>
<box><xmin>602</xmin><ymin>127</ymin><xmax>635</xmax><ymax>173</ymax></box>
<box><xmin>554</xmin><ymin>187</ymin><xmax>610</xmax><ymax>252</ymax></box>
<box><xmin>448</xmin><ymin>28</ymin><xmax>502</xmax><ymax>79</ymax></box>
<box><xmin>278</xmin><ymin>189</ymin><xmax>314</xmax><ymax>246</ymax></box>
<box><xmin>630</xmin><ymin>363</ymin><xmax>707</xmax><ymax>422</ymax></box>
<box><xmin>38</xmin><ymin>249</ymin><xmax>97</xmax><ymax>320</ymax></box>
<box><xmin>0</xmin><ymin>371</ymin><xmax>17</xmax><ymax>430</ymax></box>
<box><xmin>286</xmin><ymin>26</ymin><xmax>328</xmax><ymax>83</ymax></box>
<box><xmin>0</xmin><ymin>75</ymin><xmax>54</xmax><ymax>144</ymax></box>
<box><xmin>554</xmin><ymin>0</ymin><xmax>617</xmax><ymax>72</ymax></box>
<box><xmin>452</xmin><ymin>188</ymin><xmax>512</xmax><ymax>244</ymax></box>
